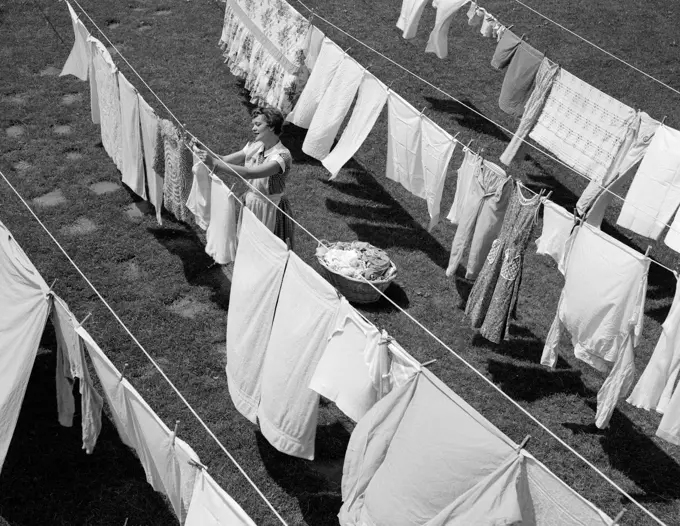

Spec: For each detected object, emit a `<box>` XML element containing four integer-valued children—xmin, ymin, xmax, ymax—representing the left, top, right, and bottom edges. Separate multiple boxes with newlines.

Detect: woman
<box><xmin>196</xmin><ymin>106</ymin><xmax>295</xmax><ymax>249</ymax></box>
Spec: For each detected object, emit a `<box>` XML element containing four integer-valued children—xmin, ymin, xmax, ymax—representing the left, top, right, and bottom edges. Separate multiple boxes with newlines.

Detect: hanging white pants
<box><xmin>425</xmin><ymin>0</ymin><xmax>470</xmax><ymax>58</ymax></box>
<box><xmin>396</xmin><ymin>0</ymin><xmax>429</xmax><ymax>39</ymax></box>
<box><xmin>322</xmin><ymin>73</ymin><xmax>388</xmax><ymax>179</ymax></box>
<box><xmin>421</xmin><ymin>114</ymin><xmax>456</xmax><ymax>231</ymax></box>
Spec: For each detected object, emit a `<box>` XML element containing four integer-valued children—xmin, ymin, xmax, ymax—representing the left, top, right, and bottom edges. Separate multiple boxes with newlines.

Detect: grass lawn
<box><xmin>2</xmin><ymin>0</ymin><xmax>680</xmax><ymax>524</ymax></box>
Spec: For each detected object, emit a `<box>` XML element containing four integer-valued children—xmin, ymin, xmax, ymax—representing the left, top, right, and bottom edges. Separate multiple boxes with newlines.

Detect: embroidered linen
<box><xmin>219</xmin><ymin>0</ymin><xmax>311</xmax><ymax>114</ymax></box>
<box><xmin>154</xmin><ymin>119</ymin><xmax>193</xmax><ymax>223</ymax></box>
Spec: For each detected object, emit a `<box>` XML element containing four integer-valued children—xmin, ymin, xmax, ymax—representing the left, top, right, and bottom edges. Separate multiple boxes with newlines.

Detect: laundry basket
<box><xmin>316</xmin><ymin>241</ymin><xmax>397</xmax><ymax>304</ymax></box>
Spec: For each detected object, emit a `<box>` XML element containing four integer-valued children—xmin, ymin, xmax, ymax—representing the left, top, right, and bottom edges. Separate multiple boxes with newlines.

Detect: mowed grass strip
<box><xmin>1</xmin><ymin>0</ymin><xmax>680</xmax><ymax>524</ymax></box>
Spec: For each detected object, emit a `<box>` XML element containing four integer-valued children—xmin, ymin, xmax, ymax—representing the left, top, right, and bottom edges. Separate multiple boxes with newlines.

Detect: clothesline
<box><xmin>0</xmin><ymin>166</ymin><xmax>289</xmax><ymax>526</ymax></box>
<box><xmin>294</xmin><ymin>0</ymin><xmax>680</xmax><ymax>258</ymax></box>
<box><xmin>66</xmin><ymin>3</ymin><xmax>666</xmax><ymax>523</ymax></box>
<box><xmin>509</xmin><ymin>0</ymin><xmax>680</xmax><ymax>97</ymax></box>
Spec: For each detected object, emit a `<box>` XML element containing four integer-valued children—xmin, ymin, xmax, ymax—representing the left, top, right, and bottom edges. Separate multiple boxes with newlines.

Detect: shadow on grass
<box><xmin>323</xmin><ymin>159</ymin><xmax>451</xmax><ymax>270</ymax></box>
<box><xmin>564</xmin><ymin>402</ymin><xmax>680</xmax><ymax>504</ymax></box>
<box><xmin>0</xmin><ymin>325</ymin><xmax>176</xmax><ymax>526</ymax></box>
<box><xmin>423</xmin><ymin>96</ymin><xmax>510</xmax><ymax>143</ymax></box>
<box><xmin>255</xmin><ymin>422</ymin><xmax>349</xmax><ymax>526</ymax></box>
<box><xmin>148</xmin><ymin>226</ymin><xmax>232</xmax><ymax>310</ymax></box>
<box><xmin>488</xmin><ymin>357</ymin><xmax>680</xmax><ymax>503</ymax></box>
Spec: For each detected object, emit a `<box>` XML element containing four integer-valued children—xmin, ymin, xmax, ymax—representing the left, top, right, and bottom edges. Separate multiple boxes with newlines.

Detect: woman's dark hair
<box><xmin>251</xmin><ymin>106</ymin><xmax>285</xmax><ymax>136</ymax></box>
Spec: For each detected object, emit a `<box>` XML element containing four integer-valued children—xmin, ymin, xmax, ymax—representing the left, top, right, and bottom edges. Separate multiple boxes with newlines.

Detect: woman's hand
<box><xmin>195</xmin><ymin>148</ymin><xmax>215</xmax><ymax>169</ymax></box>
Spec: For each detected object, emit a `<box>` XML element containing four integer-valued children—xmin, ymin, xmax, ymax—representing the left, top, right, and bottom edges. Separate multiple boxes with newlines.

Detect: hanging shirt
<box><xmin>204</xmin><ymin>176</ymin><xmax>238</xmax><ymax>265</ymax></box>
<box><xmin>535</xmin><ymin>199</ymin><xmax>574</xmax><ymax>272</ymax></box>
<box><xmin>154</xmin><ymin>118</ymin><xmax>194</xmax><ymax>223</ymax></box>
<box><xmin>286</xmin><ymin>38</ymin><xmax>344</xmax><ymax>128</ymax></box>
<box><xmin>541</xmin><ymin>224</ymin><xmax>649</xmax><ymax>428</ymax></box>
<box><xmin>424</xmin><ymin>0</ymin><xmax>470</xmax><ymax>59</ymax></box>
<box><xmin>386</xmin><ymin>92</ymin><xmax>455</xmax><ymax>231</ymax></box>
<box><xmin>186</xmin><ymin>153</ymin><xmax>213</xmax><ymax>230</ymax></box>
<box><xmin>0</xmin><ymin>221</ymin><xmax>51</xmax><ymax>474</ymax></box>
<box><xmin>308</xmin><ymin>300</ymin><xmax>420</xmax><ymax>422</ymax></box>
<box><xmin>226</xmin><ymin>207</ymin><xmax>289</xmax><ymax>424</ymax></box>
<box><xmin>340</xmin><ymin>369</ymin><xmax>612</xmax><ymax>525</ymax></box>
<box><xmin>89</xmin><ymin>36</ymin><xmax>123</xmax><ymax>171</ymax></box>
<box><xmin>125</xmin><ymin>384</ymin><xmax>201</xmax><ymax>523</ymax></box>
<box><xmin>138</xmin><ymin>94</ymin><xmax>163</xmax><ymax>225</ymax></box>
<box><xmin>491</xmin><ymin>30</ymin><xmax>544</xmax><ymax>118</ymax></box>
<box><xmin>258</xmin><ymin>252</ymin><xmax>341</xmax><ymax>459</ymax></box>
<box><xmin>627</xmin><ymin>277</ymin><xmax>680</xmax><ymax>414</ymax></box>
<box><xmin>118</xmin><ymin>72</ymin><xmax>146</xmax><ymax>199</ymax></box>
<box><xmin>302</xmin><ymin>56</ymin><xmax>365</xmax><ymax>161</ymax></box>
<box><xmin>322</xmin><ymin>73</ymin><xmax>388</xmax><ymax>179</ymax></box>
<box><xmin>80</xmin><ymin>326</ymin><xmax>138</xmax><ymax>450</ymax></box>
<box><xmin>185</xmin><ymin>470</ymin><xmax>256</xmax><ymax>526</ymax></box>
<box><xmin>60</xmin><ymin>1</ymin><xmax>91</xmax><ymax>81</ymax></box>
<box><xmin>51</xmin><ymin>295</ymin><xmax>104</xmax><ymax>454</ymax></box>
<box><xmin>617</xmin><ymin>125</ymin><xmax>680</xmax><ymax>240</ymax></box>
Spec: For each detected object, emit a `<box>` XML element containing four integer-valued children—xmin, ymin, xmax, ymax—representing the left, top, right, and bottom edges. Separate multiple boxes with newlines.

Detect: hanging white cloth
<box><xmin>185</xmin><ymin>469</ymin><xmax>256</xmax><ymax>526</ymax></box>
<box><xmin>138</xmin><ymin>94</ymin><xmax>163</xmax><ymax>225</ymax></box>
<box><xmin>286</xmin><ymin>38</ymin><xmax>344</xmax><ymax>128</ymax></box>
<box><xmin>186</xmin><ymin>154</ymin><xmax>213</xmax><ymax>230</ymax></box>
<box><xmin>258</xmin><ymin>252</ymin><xmax>342</xmax><ymax>459</ymax></box>
<box><xmin>204</xmin><ymin>176</ymin><xmax>238</xmax><ymax>265</ymax></box>
<box><xmin>226</xmin><ymin>207</ymin><xmax>289</xmax><ymax>423</ymax></box>
<box><xmin>118</xmin><ymin>72</ymin><xmax>146</xmax><ymax>199</ymax></box>
<box><xmin>0</xmin><ymin>220</ymin><xmax>51</xmax><ymax>473</ymax></box>
<box><xmin>60</xmin><ymin>1</ymin><xmax>91</xmax><ymax>81</ymax></box>
<box><xmin>425</xmin><ymin>0</ymin><xmax>471</xmax><ymax>59</ymax></box>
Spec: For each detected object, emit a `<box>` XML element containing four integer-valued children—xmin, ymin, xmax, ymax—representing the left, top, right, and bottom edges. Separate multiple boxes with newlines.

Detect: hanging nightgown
<box><xmin>465</xmin><ymin>183</ymin><xmax>541</xmax><ymax>343</ymax></box>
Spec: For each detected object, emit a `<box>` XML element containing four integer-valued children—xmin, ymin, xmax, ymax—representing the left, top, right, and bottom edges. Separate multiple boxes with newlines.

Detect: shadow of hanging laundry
<box><xmin>423</xmin><ymin>96</ymin><xmax>511</xmax><ymax>143</ymax></box>
<box><xmin>0</xmin><ymin>323</ymin><xmax>176</xmax><ymax>526</ymax></box>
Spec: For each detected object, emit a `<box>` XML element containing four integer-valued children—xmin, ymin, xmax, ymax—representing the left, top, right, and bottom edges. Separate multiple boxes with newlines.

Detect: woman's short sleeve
<box><xmin>271</xmin><ymin>149</ymin><xmax>293</xmax><ymax>174</ymax></box>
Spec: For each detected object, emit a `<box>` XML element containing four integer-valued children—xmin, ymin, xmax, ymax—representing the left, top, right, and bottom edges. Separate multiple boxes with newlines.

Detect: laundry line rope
<box><xmin>63</xmin><ymin>3</ymin><xmax>666</xmax><ymax>523</ymax></box>
<box><xmin>294</xmin><ymin>0</ymin><xmax>680</xmax><ymax>257</ymax></box>
<box><xmin>509</xmin><ymin>0</ymin><xmax>680</xmax><ymax>97</ymax></box>
<box><xmin>0</xmin><ymin>170</ymin><xmax>288</xmax><ymax>526</ymax></box>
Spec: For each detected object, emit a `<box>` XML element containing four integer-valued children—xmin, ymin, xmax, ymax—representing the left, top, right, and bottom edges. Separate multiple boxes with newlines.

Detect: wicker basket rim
<box><xmin>316</xmin><ymin>254</ymin><xmax>397</xmax><ymax>285</ymax></box>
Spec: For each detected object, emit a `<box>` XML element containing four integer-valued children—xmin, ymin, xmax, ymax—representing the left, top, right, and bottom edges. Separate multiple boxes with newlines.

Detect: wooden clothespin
<box><xmin>308</xmin><ymin>9</ymin><xmax>315</xmax><ymax>24</ymax></box>
<box><xmin>516</xmin><ymin>434</ymin><xmax>531</xmax><ymax>451</ymax></box>
<box><xmin>520</xmin><ymin>33</ymin><xmax>526</xmax><ymax>41</ymax></box>
<box><xmin>661</xmin><ymin>116</ymin><xmax>667</xmax><ymax>126</ymax></box>
<box><xmin>76</xmin><ymin>312</ymin><xmax>92</xmax><ymax>328</ymax></box>
<box><xmin>420</xmin><ymin>359</ymin><xmax>437</xmax><ymax>367</ymax></box>
<box><xmin>545</xmin><ymin>190</ymin><xmax>553</xmax><ymax>200</ymax></box>
<box><xmin>466</xmin><ymin>139</ymin><xmax>474</xmax><ymax>151</ymax></box>
<box><xmin>644</xmin><ymin>246</ymin><xmax>652</xmax><ymax>257</ymax></box>
<box><xmin>612</xmin><ymin>508</ymin><xmax>626</xmax><ymax>525</ymax></box>
<box><xmin>120</xmin><ymin>362</ymin><xmax>129</xmax><ymax>382</ymax></box>
<box><xmin>344</xmin><ymin>45</ymin><xmax>353</xmax><ymax>54</ymax></box>
<box><xmin>453</xmin><ymin>132</ymin><xmax>460</xmax><ymax>141</ymax></box>
<box><xmin>188</xmin><ymin>458</ymin><xmax>208</xmax><ymax>470</ymax></box>
<box><xmin>506</xmin><ymin>24</ymin><xmax>514</xmax><ymax>31</ymax></box>
<box><xmin>47</xmin><ymin>278</ymin><xmax>58</xmax><ymax>295</ymax></box>
<box><xmin>171</xmin><ymin>419</ymin><xmax>180</xmax><ymax>445</ymax></box>
<box><xmin>387</xmin><ymin>78</ymin><xmax>399</xmax><ymax>91</ymax></box>
<box><xmin>420</xmin><ymin>106</ymin><xmax>427</xmax><ymax>116</ymax></box>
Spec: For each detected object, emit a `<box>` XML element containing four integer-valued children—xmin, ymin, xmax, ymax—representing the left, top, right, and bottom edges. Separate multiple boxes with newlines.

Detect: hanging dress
<box><xmin>242</xmin><ymin>141</ymin><xmax>295</xmax><ymax>249</ymax></box>
<box><xmin>465</xmin><ymin>183</ymin><xmax>542</xmax><ymax>343</ymax></box>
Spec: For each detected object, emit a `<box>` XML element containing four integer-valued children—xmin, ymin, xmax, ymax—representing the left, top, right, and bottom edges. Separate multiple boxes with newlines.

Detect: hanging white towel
<box><xmin>0</xmin><ymin>221</ymin><xmax>51</xmax><ymax>474</ymax></box>
<box><xmin>322</xmin><ymin>73</ymin><xmax>388</xmax><ymax>179</ymax></box>
<box><xmin>118</xmin><ymin>72</ymin><xmax>146</xmax><ymax>199</ymax></box>
<box><xmin>205</xmin><ymin>176</ymin><xmax>238</xmax><ymax>265</ymax></box>
<box><xmin>258</xmin><ymin>252</ymin><xmax>341</xmax><ymax>460</ymax></box>
<box><xmin>60</xmin><ymin>1</ymin><xmax>91</xmax><ymax>81</ymax></box>
<box><xmin>138</xmin><ymin>94</ymin><xmax>163</xmax><ymax>225</ymax></box>
<box><xmin>186</xmin><ymin>154</ymin><xmax>213</xmax><ymax>230</ymax></box>
<box><xmin>286</xmin><ymin>38</ymin><xmax>344</xmax><ymax>128</ymax></box>
<box><xmin>226</xmin><ymin>207</ymin><xmax>289</xmax><ymax>423</ymax></box>
<box><xmin>80</xmin><ymin>326</ymin><xmax>138</xmax><ymax>450</ymax></box>
<box><xmin>386</xmin><ymin>92</ymin><xmax>454</xmax><ymax>230</ymax></box>
<box><xmin>302</xmin><ymin>56</ymin><xmax>364</xmax><ymax>161</ymax></box>
<box><xmin>126</xmin><ymin>384</ymin><xmax>201</xmax><ymax>522</ymax></box>
<box><xmin>185</xmin><ymin>470</ymin><xmax>256</xmax><ymax>526</ymax></box>
<box><xmin>51</xmin><ymin>295</ymin><xmax>103</xmax><ymax>454</ymax></box>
